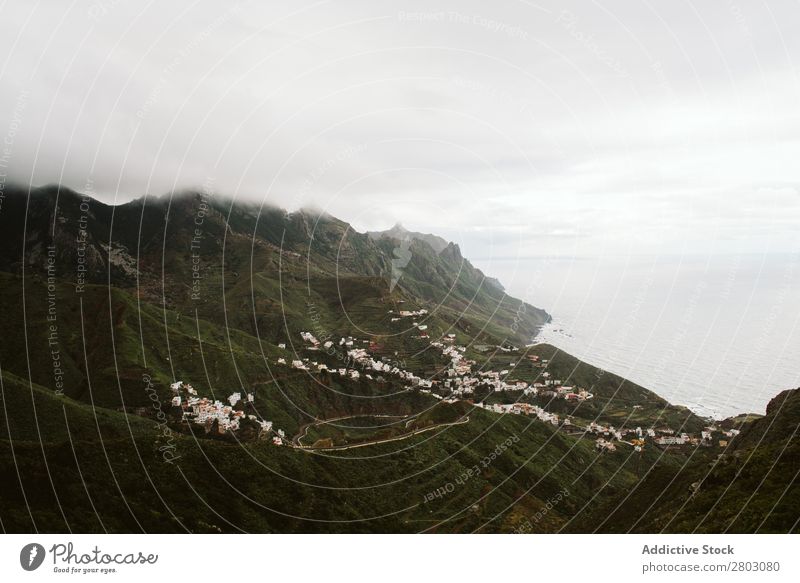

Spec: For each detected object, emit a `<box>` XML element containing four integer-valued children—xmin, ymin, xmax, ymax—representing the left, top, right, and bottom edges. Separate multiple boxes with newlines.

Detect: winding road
<box><xmin>291</xmin><ymin>414</ymin><xmax>470</xmax><ymax>451</ymax></box>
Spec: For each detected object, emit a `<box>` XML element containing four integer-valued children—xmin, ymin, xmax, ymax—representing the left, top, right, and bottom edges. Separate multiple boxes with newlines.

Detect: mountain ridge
<box><xmin>0</xmin><ymin>182</ymin><xmax>796</xmax><ymax>534</ymax></box>
<box><xmin>0</xmin><ymin>183</ymin><xmax>551</xmax><ymax>409</ymax></box>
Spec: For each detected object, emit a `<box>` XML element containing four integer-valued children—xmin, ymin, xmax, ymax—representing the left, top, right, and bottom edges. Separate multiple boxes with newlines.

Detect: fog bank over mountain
<box><xmin>2</xmin><ymin>0</ymin><xmax>799</xmax><ymax>259</ymax></box>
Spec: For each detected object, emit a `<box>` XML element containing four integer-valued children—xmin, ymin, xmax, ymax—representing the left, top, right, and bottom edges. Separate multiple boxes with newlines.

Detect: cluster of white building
<box><xmin>585</xmin><ymin>420</ymin><xmax>740</xmax><ymax>451</ymax></box>
<box><xmin>344</xmin><ymin>347</ymin><xmax>430</xmax><ymax>386</ymax></box>
<box><xmin>653</xmin><ymin>425</ymin><xmax>740</xmax><ymax>448</ymax></box>
<box><xmin>389</xmin><ymin>308</ymin><xmax>429</xmax><ymax>318</ymax></box>
<box><xmin>474</xmin><ymin>401</ymin><xmax>561</xmax><ymax>426</ymax></box>
<box><xmin>169</xmin><ymin>380</ymin><xmax>282</xmax><ymax>444</ymax></box>
<box><xmin>278</xmin><ymin>333</ymin><xmax>437</xmax><ymax>388</ymax></box>
<box><xmin>595</xmin><ymin>438</ymin><xmax>617</xmax><ymax>452</ymax></box>
<box><xmin>280</xmin><ymin>328</ymin><xmax>733</xmax><ymax>453</ymax></box>
<box><xmin>281</xmin><ymin>328</ymin><xmax>596</xmax><ymax>437</ymax></box>
<box><xmin>299</xmin><ymin>331</ymin><xmax>319</xmax><ymax>346</ymax></box>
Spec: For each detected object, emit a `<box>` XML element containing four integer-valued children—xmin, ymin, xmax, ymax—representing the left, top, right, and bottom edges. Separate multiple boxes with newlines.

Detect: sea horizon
<box><xmin>480</xmin><ymin>252</ymin><xmax>800</xmax><ymax>419</ymax></box>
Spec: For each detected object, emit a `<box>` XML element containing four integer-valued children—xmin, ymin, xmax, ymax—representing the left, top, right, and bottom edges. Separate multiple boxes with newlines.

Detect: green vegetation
<box><xmin>0</xmin><ymin>185</ymin><xmax>796</xmax><ymax>533</ymax></box>
<box><xmin>571</xmin><ymin>389</ymin><xmax>800</xmax><ymax>533</ymax></box>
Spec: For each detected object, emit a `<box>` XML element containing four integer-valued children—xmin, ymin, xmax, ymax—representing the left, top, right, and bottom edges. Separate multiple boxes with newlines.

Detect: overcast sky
<box><xmin>2</xmin><ymin>0</ymin><xmax>799</xmax><ymax>263</ymax></box>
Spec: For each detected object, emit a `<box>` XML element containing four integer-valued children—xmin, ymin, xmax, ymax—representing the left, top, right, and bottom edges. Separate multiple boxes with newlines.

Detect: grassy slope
<box><xmin>570</xmin><ymin>389</ymin><xmax>800</xmax><ymax>533</ymax></box>
<box><xmin>1</xmin><ymin>368</ymin><xmax>650</xmax><ymax>533</ymax></box>
<box><xmin>0</xmin><ymin>186</ymin><xmax>795</xmax><ymax>533</ymax></box>
<box><xmin>2</xmin><ymin>317</ymin><xmax>795</xmax><ymax>533</ymax></box>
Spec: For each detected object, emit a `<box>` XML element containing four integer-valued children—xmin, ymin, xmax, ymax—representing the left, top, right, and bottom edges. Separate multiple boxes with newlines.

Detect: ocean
<box><xmin>483</xmin><ymin>253</ymin><xmax>800</xmax><ymax>419</ymax></box>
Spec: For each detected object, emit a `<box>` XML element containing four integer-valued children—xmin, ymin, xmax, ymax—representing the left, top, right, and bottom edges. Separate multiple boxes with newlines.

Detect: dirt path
<box><xmin>291</xmin><ymin>414</ymin><xmax>407</xmax><ymax>447</ymax></box>
<box><xmin>293</xmin><ymin>416</ymin><xmax>470</xmax><ymax>452</ymax></box>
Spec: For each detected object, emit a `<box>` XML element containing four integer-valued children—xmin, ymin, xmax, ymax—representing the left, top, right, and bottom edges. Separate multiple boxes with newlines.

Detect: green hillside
<box><xmin>571</xmin><ymin>389</ymin><xmax>800</xmax><ymax>533</ymax></box>
<box><xmin>0</xmin><ymin>184</ymin><xmax>796</xmax><ymax>533</ymax></box>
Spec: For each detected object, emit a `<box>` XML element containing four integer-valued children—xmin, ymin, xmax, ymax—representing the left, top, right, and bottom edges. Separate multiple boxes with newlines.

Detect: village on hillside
<box><xmin>273</xmin><ymin>315</ymin><xmax>740</xmax><ymax>453</ymax></box>
<box><xmin>153</xmin><ymin>310</ymin><xmax>739</xmax><ymax>453</ymax></box>
<box><xmin>165</xmin><ymin>380</ymin><xmax>287</xmax><ymax>445</ymax></box>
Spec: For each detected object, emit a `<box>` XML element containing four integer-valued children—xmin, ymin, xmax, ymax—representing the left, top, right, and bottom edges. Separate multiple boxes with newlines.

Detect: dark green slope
<box><xmin>0</xmin><ymin>184</ymin><xmax>795</xmax><ymax>534</ymax></box>
<box><xmin>1</xmin><ymin>368</ymin><xmax>652</xmax><ymax>533</ymax></box>
<box><xmin>0</xmin><ymin>184</ymin><xmax>549</xmax><ymax>348</ymax></box>
<box><xmin>573</xmin><ymin>388</ymin><xmax>800</xmax><ymax>533</ymax></box>
<box><xmin>0</xmin><ymin>185</ymin><xmax>553</xmax><ymax>413</ymax></box>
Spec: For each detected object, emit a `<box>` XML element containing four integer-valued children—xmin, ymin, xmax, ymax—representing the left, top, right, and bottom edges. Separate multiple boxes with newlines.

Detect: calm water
<box><xmin>483</xmin><ymin>254</ymin><xmax>800</xmax><ymax>419</ymax></box>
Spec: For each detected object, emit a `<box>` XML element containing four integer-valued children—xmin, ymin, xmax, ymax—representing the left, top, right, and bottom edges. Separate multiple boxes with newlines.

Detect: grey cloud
<box><xmin>1</xmin><ymin>0</ymin><xmax>799</xmax><ymax>263</ymax></box>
